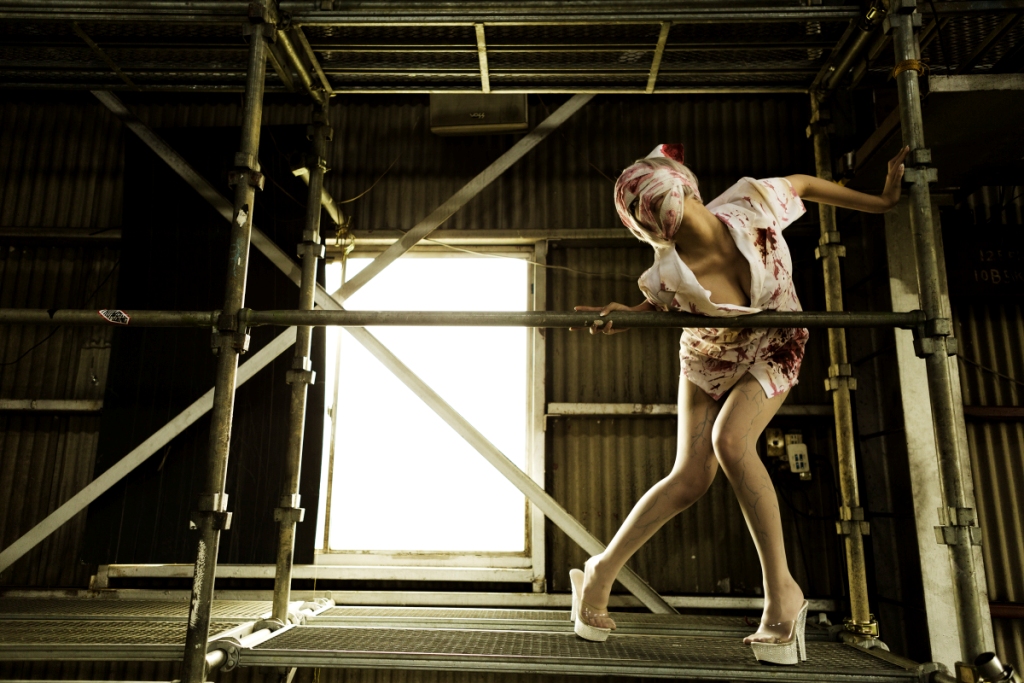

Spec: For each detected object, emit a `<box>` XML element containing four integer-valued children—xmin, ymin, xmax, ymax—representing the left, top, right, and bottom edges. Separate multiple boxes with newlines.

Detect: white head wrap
<box><xmin>614</xmin><ymin>144</ymin><xmax>701</xmax><ymax>248</ymax></box>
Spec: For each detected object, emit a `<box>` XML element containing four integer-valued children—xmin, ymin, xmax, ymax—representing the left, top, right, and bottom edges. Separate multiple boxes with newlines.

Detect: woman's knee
<box><xmin>711</xmin><ymin>427</ymin><xmax>751</xmax><ymax>467</ymax></box>
<box><xmin>662</xmin><ymin>470</ymin><xmax>714</xmax><ymax>510</ymax></box>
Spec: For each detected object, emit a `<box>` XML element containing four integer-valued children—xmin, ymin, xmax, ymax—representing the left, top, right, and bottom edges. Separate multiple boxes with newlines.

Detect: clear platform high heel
<box><xmin>568</xmin><ymin>568</ymin><xmax>613</xmax><ymax>642</ymax></box>
<box><xmin>750</xmin><ymin>600</ymin><xmax>809</xmax><ymax>665</ymax></box>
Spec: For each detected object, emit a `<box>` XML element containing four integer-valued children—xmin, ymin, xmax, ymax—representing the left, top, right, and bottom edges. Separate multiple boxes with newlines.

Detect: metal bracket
<box><xmin>211</xmin><ymin>331</ymin><xmax>251</xmax><ymax>355</ymax></box>
<box><xmin>247</xmin><ymin>0</ymin><xmax>277</xmax><ymax>24</ymax></box>
<box><xmin>843</xmin><ymin>615</ymin><xmax>880</xmax><ymax>637</ymax></box>
<box><xmin>208</xmin><ymin>636</ymin><xmax>242</xmax><ymax>672</ymax></box>
<box><xmin>882</xmin><ymin>12</ymin><xmax>922</xmax><ymax>33</ymax></box>
<box><xmin>228</xmin><ymin>169</ymin><xmax>266</xmax><ymax>191</ymax></box>
<box><xmin>273</xmin><ymin>506</ymin><xmax>306</xmax><ymax>524</ymax></box>
<box><xmin>296</xmin><ymin>242</ymin><xmax>326</xmax><ymax>260</ymax></box>
<box><xmin>825</xmin><ymin>376</ymin><xmax>858</xmax><ymax>392</ymax></box>
<box><xmin>301</xmin><ymin>154</ymin><xmax>325</xmax><ymax>174</ymax></box>
<box><xmin>836</xmin><ymin>506</ymin><xmax>870</xmax><ymax>536</ymax></box>
<box><xmin>908</xmin><ymin>148</ymin><xmax>931</xmax><ymax>165</ymax></box>
<box><xmin>198</xmin><ymin>493</ymin><xmax>229</xmax><ymax>512</ymax></box>
<box><xmin>818</xmin><ymin>231</ymin><xmax>842</xmax><ymax>245</ymax></box>
<box><xmin>829</xmin><ymin>364</ymin><xmax>854</xmax><ymax>378</ymax></box>
<box><xmin>233</xmin><ymin>153</ymin><xmax>260</xmax><ymax>172</ymax></box>
<box><xmin>287</xmin><ymin>356</ymin><xmax>315</xmax><ymax>384</ymax></box>
<box><xmin>253</xmin><ymin>617</ymin><xmax>286</xmax><ymax>632</ymax></box>
<box><xmin>911</xmin><ymin>321</ymin><xmax>956</xmax><ymax>358</ymax></box>
<box><xmin>925</xmin><ymin>318</ymin><xmax>951</xmax><ymax>337</ymax></box>
<box><xmin>286</xmin><ymin>369</ymin><xmax>316</xmax><ymax>385</ymax></box>
<box><xmin>815</xmin><ymin>244</ymin><xmax>847</xmax><ymax>260</ymax></box>
<box><xmin>935</xmin><ymin>525</ymin><xmax>983</xmax><ymax>546</ymax></box>
<box><xmin>191</xmin><ymin>509</ymin><xmax>232</xmax><ymax>531</ymax></box>
<box><xmin>902</xmin><ymin>167</ymin><xmax>937</xmax><ymax>185</ymax></box>
<box><xmin>934</xmin><ymin>507</ymin><xmax>983</xmax><ymax>546</ymax></box>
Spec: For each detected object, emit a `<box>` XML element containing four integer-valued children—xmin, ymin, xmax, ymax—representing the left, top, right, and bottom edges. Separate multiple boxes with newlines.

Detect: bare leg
<box><xmin>580</xmin><ymin>377</ymin><xmax>722</xmax><ymax>628</ymax></box>
<box><xmin>711</xmin><ymin>374</ymin><xmax>804</xmax><ymax>643</ymax></box>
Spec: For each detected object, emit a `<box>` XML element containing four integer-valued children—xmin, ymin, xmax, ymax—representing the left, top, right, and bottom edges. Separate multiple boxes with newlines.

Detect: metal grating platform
<box><xmin>0</xmin><ymin>618</ymin><xmax>247</xmax><ymax>661</ymax></box>
<box><xmin>0</xmin><ymin>598</ymin><xmax>271</xmax><ymax>621</ymax></box>
<box><xmin>313</xmin><ymin>606</ymin><xmax>828</xmax><ymax>640</ymax></box>
<box><xmin>246</xmin><ymin>625</ymin><xmax>918</xmax><ymax>681</ymax></box>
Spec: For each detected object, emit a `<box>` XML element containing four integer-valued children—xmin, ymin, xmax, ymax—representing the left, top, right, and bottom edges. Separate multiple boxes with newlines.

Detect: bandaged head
<box><xmin>614</xmin><ymin>144</ymin><xmax>701</xmax><ymax>248</ymax></box>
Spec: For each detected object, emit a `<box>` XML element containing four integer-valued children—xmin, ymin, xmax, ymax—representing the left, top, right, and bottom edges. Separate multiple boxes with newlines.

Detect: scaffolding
<box><xmin>0</xmin><ymin>1</ymin><xmax>1014</xmax><ymax>681</ymax></box>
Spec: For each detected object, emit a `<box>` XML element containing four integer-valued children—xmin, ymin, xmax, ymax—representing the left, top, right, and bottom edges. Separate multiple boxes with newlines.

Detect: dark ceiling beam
<box><xmin>0</xmin><ymin>1</ymin><xmax>861</xmax><ymax>24</ymax></box>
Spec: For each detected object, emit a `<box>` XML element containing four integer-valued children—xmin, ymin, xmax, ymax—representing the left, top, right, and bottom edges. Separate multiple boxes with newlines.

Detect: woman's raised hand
<box><xmin>881</xmin><ymin>145</ymin><xmax>911</xmax><ymax>209</ymax></box>
<box><xmin>571</xmin><ymin>301</ymin><xmax>650</xmax><ymax>335</ymax></box>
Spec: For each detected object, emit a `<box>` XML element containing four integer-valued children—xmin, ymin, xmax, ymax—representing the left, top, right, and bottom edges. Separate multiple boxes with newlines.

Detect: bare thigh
<box><xmin>711</xmin><ymin>374</ymin><xmax>792</xmax><ymax>543</ymax></box>
<box><xmin>670</xmin><ymin>376</ymin><xmax>724</xmax><ymax>493</ymax></box>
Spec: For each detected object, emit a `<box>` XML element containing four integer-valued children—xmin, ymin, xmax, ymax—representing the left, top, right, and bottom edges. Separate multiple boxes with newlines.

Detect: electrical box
<box><xmin>429</xmin><ymin>94</ymin><xmax>529</xmax><ymax>136</ymax></box>
<box><xmin>785</xmin><ymin>432</ymin><xmax>810</xmax><ymax>477</ymax></box>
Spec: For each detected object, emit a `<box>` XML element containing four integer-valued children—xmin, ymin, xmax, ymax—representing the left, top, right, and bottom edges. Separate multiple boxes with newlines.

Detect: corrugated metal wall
<box><xmin>0</xmin><ymin>95</ymin><xmax>123</xmax><ymax>588</ymax></box>
<box><xmin>951</xmin><ymin>185</ymin><xmax>1024</xmax><ymax>669</ymax></box>
<box><xmin>0</xmin><ymin>93</ymin><xmax>937</xmax><ymax>664</ymax></box>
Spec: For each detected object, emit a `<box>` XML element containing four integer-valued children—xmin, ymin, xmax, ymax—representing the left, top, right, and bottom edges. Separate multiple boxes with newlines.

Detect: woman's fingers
<box><xmin>888</xmin><ymin>145</ymin><xmax>910</xmax><ymax>173</ymax></box>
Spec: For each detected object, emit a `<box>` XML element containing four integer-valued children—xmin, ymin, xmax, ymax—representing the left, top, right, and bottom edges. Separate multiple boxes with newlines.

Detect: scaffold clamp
<box><xmin>297</xmin><ymin>242</ymin><xmax>326</xmax><ymax>260</ymax></box>
<box><xmin>211</xmin><ymin>330</ymin><xmax>251</xmax><ymax>355</ymax></box>
<box><xmin>836</xmin><ymin>506</ymin><xmax>870</xmax><ymax>536</ymax></box>
<box><xmin>208</xmin><ymin>636</ymin><xmax>242</xmax><ymax>672</ymax></box>
<box><xmin>273</xmin><ymin>506</ymin><xmax>305</xmax><ymax>524</ymax></box>
<box><xmin>228</xmin><ymin>169</ymin><xmax>265</xmax><ymax>191</ymax></box>
<box><xmin>843</xmin><ymin>615</ymin><xmax>880</xmax><ymax>637</ymax></box>
<box><xmin>902</xmin><ymin>167</ymin><xmax>937</xmax><ymax>185</ymax></box>
<box><xmin>935</xmin><ymin>506</ymin><xmax>982</xmax><ymax>545</ymax></box>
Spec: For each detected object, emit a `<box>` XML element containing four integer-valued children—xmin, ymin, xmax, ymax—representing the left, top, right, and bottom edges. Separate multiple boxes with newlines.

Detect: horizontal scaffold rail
<box><xmin>0</xmin><ymin>309</ymin><xmax>928</xmax><ymax>330</ymax></box>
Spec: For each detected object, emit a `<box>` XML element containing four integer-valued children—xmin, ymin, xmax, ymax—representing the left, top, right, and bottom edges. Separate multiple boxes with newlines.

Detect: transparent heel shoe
<box><xmin>568</xmin><ymin>568</ymin><xmax>613</xmax><ymax>642</ymax></box>
<box><xmin>749</xmin><ymin>600</ymin><xmax>809</xmax><ymax>665</ymax></box>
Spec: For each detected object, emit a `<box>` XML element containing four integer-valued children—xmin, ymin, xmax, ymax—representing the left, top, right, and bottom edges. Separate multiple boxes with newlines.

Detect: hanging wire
<box><xmin>958</xmin><ymin>355</ymin><xmax>1024</xmax><ymax>389</ymax></box>
<box><xmin>413</xmin><ymin>235</ymin><xmax>639</xmax><ymax>281</ymax></box>
<box><xmin>1</xmin><ymin>258</ymin><xmax>121</xmax><ymax>367</ymax></box>
<box><xmin>536</xmin><ymin>94</ymin><xmax>617</xmax><ymax>184</ymax></box>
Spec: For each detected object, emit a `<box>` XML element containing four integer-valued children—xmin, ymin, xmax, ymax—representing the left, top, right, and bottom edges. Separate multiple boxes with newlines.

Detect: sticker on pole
<box><xmin>98</xmin><ymin>309</ymin><xmax>131</xmax><ymax>325</ymax></box>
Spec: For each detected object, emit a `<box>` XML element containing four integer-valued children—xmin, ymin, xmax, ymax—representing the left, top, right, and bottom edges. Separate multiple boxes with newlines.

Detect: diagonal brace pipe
<box><xmin>87</xmin><ymin>88</ymin><xmax>671</xmax><ymax>614</ymax></box>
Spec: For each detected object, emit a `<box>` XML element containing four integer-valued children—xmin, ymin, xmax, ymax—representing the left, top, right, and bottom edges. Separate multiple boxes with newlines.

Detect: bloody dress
<box><xmin>638</xmin><ymin>177</ymin><xmax>809</xmax><ymax>400</ymax></box>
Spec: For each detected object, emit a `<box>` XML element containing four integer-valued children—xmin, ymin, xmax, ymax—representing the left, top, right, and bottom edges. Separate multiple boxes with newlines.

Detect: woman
<box><xmin>570</xmin><ymin>143</ymin><xmax>910</xmax><ymax>665</ymax></box>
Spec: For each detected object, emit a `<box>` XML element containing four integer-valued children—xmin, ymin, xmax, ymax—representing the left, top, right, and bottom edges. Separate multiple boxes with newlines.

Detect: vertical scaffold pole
<box><xmin>888</xmin><ymin>4</ymin><xmax>986</xmax><ymax>662</ymax></box>
<box><xmin>271</xmin><ymin>100</ymin><xmax>331</xmax><ymax>623</ymax></box>
<box><xmin>180</xmin><ymin>9</ymin><xmax>271</xmax><ymax>682</ymax></box>
<box><xmin>808</xmin><ymin>92</ymin><xmax>877</xmax><ymax>640</ymax></box>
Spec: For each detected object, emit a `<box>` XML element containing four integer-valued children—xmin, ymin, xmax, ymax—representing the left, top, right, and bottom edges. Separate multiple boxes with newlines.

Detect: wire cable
<box><xmin>1</xmin><ymin>258</ymin><xmax>121</xmax><ymax>367</ymax></box>
<box><xmin>416</xmin><ymin>236</ymin><xmax>639</xmax><ymax>280</ymax></box>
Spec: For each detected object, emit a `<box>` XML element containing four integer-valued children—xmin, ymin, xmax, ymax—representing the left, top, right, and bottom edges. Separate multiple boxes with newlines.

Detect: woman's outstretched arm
<box><xmin>787</xmin><ymin>146</ymin><xmax>910</xmax><ymax>213</ymax></box>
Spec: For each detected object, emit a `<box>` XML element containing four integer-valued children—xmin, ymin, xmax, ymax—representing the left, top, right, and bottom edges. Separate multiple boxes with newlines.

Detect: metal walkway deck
<box><xmin>0</xmin><ymin>598</ymin><xmax>932</xmax><ymax>681</ymax></box>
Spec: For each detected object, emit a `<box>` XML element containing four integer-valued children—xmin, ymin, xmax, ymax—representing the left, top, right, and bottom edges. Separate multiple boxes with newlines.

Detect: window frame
<box><xmin>314</xmin><ymin>244</ymin><xmax>548</xmax><ymax>589</ymax></box>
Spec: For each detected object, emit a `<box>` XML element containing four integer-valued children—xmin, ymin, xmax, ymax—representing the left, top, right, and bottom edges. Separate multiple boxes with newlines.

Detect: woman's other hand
<box><xmin>571</xmin><ymin>300</ymin><xmax>653</xmax><ymax>335</ymax></box>
<box><xmin>881</xmin><ymin>145</ymin><xmax>910</xmax><ymax>210</ymax></box>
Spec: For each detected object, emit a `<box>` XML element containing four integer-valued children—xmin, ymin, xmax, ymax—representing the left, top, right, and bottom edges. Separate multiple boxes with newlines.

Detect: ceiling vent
<box><xmin>429</xmin><ymin>94</ymin><xmax>529</xmax><ymax>135</ymax></box>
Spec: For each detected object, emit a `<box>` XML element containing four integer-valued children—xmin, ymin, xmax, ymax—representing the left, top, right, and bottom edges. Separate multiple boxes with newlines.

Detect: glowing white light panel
<box><xmin>317</xmin><ymin>257</ymin><xmax>529</xmax><ymax>552</ymax></box>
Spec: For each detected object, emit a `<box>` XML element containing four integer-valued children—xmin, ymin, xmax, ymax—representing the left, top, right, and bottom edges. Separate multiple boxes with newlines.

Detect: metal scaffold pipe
<box><xmin>179</xmin><ymin>10</ymin><xmax>270</xmax><ymax>683</ymax></box>
<box><xmin>0</xmin><ymin>309</ymin><xmax>928</xmax><ymax>329</ymax></box>
<box><xmin>271</xmin><ymin>102</ymin><xmax>331</xmax><ymax>624</ymax></box>
<box><xmin>809</xmin><ymin>91</ymin><xmax>876</xmax><ymax>639</ymax></box>
<box><xmin>889</xmin><ymin>6</ymin><xmax>986</xmax><ymax>662</ymax></box>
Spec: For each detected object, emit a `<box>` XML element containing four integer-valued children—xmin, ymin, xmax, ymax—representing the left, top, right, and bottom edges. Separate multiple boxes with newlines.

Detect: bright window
<box><xmin>317</xmin><ymin>256</ymin><xmax>530</xmax><ymax>553</ymax></box>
